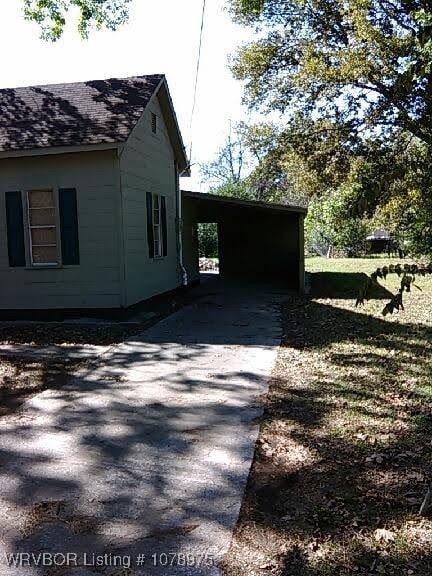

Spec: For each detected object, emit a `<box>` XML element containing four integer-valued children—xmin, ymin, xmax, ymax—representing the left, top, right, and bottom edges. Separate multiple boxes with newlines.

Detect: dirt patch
<box><xmin>0</xmin><ymin>324</ymin><xmax>142</xmax><ymax>346</ymax></box>
<box><xmin>223</xmin><ymin>260</ymin><xmax>432</xmax><ymax>576</ymax></box>
<box><xmin>22</xmin><ymin>500</ymin><xmax>100</xmax><ymax>537</ymax></box>
<box><xmin>0</xmin><ymin>356</ymin><xmax>87</xmax><ymax>417</ymax></box>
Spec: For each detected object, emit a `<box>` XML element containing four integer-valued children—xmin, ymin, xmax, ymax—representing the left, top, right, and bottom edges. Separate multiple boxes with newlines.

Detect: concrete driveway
<box><xmin>0</xmin><ymin>278</ymin><xmax>284</xmax><ymax>575</ymax></box>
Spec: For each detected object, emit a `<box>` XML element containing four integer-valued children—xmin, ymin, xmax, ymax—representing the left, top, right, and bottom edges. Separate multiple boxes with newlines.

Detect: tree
<box><xmin>369</xmin><ymin>134</ymin><xmax>432</xmax><ymax>255</ymax></box>
<box><xmin>200</xmin><ymin>124</ymin><xmax>249</xmax><ymax>187</ymax></box>
<box><xmin>23</xmin><ymin>0</ymin><xmax>131</xmax><ymax>40</ymax></box>
<box><xmin>222</xmin><ymin>121</ymin><xmax>301</xmax><ymax>202</ymax></box>
<box><xmin>202</xmin><ymin>121</ymin><xmax>310</xmax><ymax>204</ymax></box>
<box><xmin>229</xmin><ymin>0</ymin><xmax>432</xmax><ymax>147</ymax></box>
<box><xmin>247</xmin><ymin>116</ymin><xmax>357</xmax><ymax>202</ymax></box>
<box><xmin>209</xmin><ymin>179</ymin><xmax>256</xmax><ymax>199</ymax></box>
<box><xmin>305</xmin><ymin>183</ymin><xmax>370</xmax><ymax>257</ymax></box>
<box><xmin>198</xmin><ymin>223</ymin><xmax>218</xmax><ymax>258</ymax></box>
<box><xmin>200</xmin><ymin>123</ymin><xmax>273</xmax><ymax>201</ymax></box>
<box><xmin>245</xmin><ymin>116</ymin><xmax>432</xmax><ymax>256</ymax></box>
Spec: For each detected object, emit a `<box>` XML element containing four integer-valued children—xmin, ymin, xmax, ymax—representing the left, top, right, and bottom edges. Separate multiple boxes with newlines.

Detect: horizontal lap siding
<box><xmin>0</xmin><ymin>150</ymin><xmax>122</xmax><ymax>309</ymax></box>
<box><xmin>120</xmin><ymin>96</ymin><xmax>180</xmax><ymax>307</ymax></box>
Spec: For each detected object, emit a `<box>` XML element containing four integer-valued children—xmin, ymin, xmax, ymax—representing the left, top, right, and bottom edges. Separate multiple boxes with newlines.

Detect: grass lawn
<box><xmin>224</xmin><ymin>257</ymin><xmax>432</xmax><ymax>576</ymax></box>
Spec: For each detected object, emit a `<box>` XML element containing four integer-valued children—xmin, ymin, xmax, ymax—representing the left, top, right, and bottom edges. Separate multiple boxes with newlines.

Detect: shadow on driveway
<box><xmin>0</xmin><ymin>278</ymin><xmax>285</xmax><ymax>575</ymax></box>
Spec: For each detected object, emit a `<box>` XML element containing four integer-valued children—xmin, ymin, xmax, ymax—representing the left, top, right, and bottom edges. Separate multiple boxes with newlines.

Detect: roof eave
<box><xmin>182</xmin><ymin>190</ymin><xmax>308</xmax><ymax>215</ymax></box>
<box><xmin>0</xmin><ymin>141</ymin><xmax>121</xmax><ymax>160</ymax></box>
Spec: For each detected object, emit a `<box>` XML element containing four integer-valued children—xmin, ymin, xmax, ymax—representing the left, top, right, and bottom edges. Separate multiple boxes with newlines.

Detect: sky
<box><xmin>0</xmin><ymin>0</ymin><xmax>254</xmax><ymax>190</ymax></box>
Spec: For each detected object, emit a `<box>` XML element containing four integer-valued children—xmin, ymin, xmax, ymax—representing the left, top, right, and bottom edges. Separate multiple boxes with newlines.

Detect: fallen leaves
<box><xmin>374</xmin><ymin>528</ymin><xmax>396</xmax><ymax>543</ymax></box>
<box><xmin>0</xmin><ymin>356</ymin><xmax>85</xmax><ymax>417</ymax></box>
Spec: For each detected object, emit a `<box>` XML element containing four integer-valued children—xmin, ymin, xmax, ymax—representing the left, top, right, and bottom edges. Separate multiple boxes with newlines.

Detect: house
<box><xmin>0</xmin><ymin>75</ymin><xmax>189</xmax><ymax>310</ymax></box>
<box><xmin>0</xmin><ymin>74</ymin><xmax>305</xmax><ymax>313</ymax></box>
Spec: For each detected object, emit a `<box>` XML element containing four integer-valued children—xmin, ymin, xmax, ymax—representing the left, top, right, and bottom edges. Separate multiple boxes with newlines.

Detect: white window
<box><xmin>27</xmin><ymin>189</ymin><xmax>59</xmax><ymax>266</ymax></box>
<box><xmin>152</xmin><ymin>193</ymin><xmax>163</xmax><ymax>257</ymax></box>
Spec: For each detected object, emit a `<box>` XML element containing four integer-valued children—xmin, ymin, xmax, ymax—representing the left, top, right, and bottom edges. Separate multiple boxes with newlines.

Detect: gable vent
<box><xmin>151</xmin><ymin>113</ymin><xmax>157</xmax><ymax>134</ymax></box>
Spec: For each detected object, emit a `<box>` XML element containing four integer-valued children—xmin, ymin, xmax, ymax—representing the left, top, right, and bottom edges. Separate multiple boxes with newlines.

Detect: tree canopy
<box><xmin>23</xmin><ymin>0</ymin><xmax>131</xmax><ymax>40</ymax></box>
<box><xmin>230</xmin><ymin>0</ymin><xmax>432</xmax><ymax>146</ymax></box>
<box><xmin>227</xmin><ymin>1</ymin><xmax>432</xmax><ymax>257</ymax></box>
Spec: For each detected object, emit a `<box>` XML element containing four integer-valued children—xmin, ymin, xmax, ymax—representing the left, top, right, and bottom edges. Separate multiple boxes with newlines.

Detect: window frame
<box><xmin>25</xmin><ymin>188</ymin><xmax>61</xmax><ymax>268</ymax></box>
<box><xmin>152</xmin><ymin>193</ymin><xmax>163</xmax><ymax>258</ymax></box>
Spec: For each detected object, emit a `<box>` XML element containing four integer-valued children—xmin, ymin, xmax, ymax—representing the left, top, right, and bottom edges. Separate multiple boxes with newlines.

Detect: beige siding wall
<box><xmin>0</xmin><ymin>150</ymin><xmax>122</xmax><ymax>309</ymax></box>
<box><xmin>120</xmin><ymin>94</ymin><xmax>181</xmax><ymax>307</ymax></box>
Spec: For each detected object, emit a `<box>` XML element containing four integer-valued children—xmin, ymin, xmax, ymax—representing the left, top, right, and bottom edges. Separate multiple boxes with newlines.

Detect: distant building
<box><xmin>365</xmin><ymin>230</ymin><xmax>396</xmax><ymax>255</ymax></box>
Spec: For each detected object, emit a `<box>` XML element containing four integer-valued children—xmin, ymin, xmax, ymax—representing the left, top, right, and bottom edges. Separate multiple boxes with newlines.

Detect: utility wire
<box><xmin>188</xmin><ymin>0</ymin><xmax>207</xmax><ymax>164</ymax></box>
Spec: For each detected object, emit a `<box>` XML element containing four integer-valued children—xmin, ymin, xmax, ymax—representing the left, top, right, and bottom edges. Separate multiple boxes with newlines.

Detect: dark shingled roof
<box><xmin>0</xmin><ymin>74</ymin><xmax>164</xmax><ymax>153</ymax></box>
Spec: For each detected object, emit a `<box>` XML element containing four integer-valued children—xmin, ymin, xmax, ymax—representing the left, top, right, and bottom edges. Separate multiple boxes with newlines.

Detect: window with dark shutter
<box><xmin>5</xmin><ymin>191</ymin><xmax>26</xmax><ymax>267</ymax></box>
<box><xmin>161</xmin><ymin>196</ymin><xmax>168</xmax><ymax>257</ymax></box>
<box><xmin>146</xmin><ymin>192</ymin><xmax>154</xmax><ymax>258</ymax></box>
<box><xmin>152</xmin><ymin>194</ymin><xmax>162</xmax><ymax>257</ymax></box>
<box><xmin>146</xmin><ymin>193</ymin><xmax>167</xmax><ymax>258</ymax></box>
<box><xmin>59</xmin><ymin>188</ymin><xmax>80</xmax><ymax>265</ymax></box>
<box><xmin>27</xmin><ymin>189</ymin><xmax>59</xmax><ymax>266</ymax></box>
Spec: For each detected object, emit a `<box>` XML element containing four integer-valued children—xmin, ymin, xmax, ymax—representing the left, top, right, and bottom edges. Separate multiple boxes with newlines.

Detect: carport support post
<box><xmin>298</xmin><ymin>214</ymin><xmax>305</xmax><ymax>293</ymax></box>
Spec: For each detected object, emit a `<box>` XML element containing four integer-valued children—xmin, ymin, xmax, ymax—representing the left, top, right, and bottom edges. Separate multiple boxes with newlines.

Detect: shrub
<box><xmin>198</xmin><ymin>223</ymin><xmax>218</xmax><ymax>258</ymax></box>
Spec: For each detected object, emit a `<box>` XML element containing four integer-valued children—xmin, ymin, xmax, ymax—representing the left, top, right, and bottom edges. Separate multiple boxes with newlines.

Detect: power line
<box><xmin>188</xmin><ymin>0</ymin><xmax>207</xmax><ymax>164</ymax></box>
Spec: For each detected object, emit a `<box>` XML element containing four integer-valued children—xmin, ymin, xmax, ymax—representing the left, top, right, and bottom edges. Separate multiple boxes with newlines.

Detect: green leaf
<box><xmin>23</xmin><ymin>0</ymin><xmax>131</xmax><ymax>40</ymax></box>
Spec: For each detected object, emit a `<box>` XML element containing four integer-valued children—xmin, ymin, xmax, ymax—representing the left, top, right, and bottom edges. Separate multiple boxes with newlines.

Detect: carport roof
<box><xmin>182</xmin><ymin>190</ymin><xmax>307</xmax><ymax>214</ymax></box>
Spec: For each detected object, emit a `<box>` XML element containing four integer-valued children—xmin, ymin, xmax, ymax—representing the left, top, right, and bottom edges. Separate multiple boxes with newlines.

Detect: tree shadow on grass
<box><xmin>310</xmin><ymin>271</ymin><xmax>393</xmax><ymax>300</ymax></box>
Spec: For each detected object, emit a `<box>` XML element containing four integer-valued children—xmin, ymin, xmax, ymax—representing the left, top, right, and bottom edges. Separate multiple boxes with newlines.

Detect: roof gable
<box><xmin>0</xmin><ymin>74</ymin><xmax>178</xmax><ymax>157</ymax></box>
<box><xmin>157</xmin><ymin>81</ymin><xmax>190</xmax><ymax>175</ymax></box>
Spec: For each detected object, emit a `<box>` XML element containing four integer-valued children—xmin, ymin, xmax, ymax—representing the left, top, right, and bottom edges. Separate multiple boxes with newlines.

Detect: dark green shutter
<box><xmin>59</xmin><ymin>188</ymin><xmax>80</xmax><ymax>265</ymax></box>
<box><xmin>146</xmin><ymin>192</ymin><xmax>154</xmax><ymax>258</ymax></box>
<box><xmin>161</xmin><ymin>196</ymin><xmax>168</xmax><ymax>257</ymax></box>
<box><xmin>5</xmin><ymin>191</ymin><xmax>26</xmax><ymax>267</ymax></box>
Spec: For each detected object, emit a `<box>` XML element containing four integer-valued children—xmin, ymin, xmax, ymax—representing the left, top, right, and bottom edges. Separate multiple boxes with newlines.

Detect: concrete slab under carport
<box><xmin>181</xmin><ymin>191</ymin><xmax>306</xmax><ymax>291</ymax></box>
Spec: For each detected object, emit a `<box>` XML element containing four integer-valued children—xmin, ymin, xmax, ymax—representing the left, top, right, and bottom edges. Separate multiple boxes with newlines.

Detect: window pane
<box><xmin>29</xmin><ymin>208</ymin><xmax>56</xmax><ymax>226</ymax></box>
<box><xmin>31</xmin><ymin>228</ymin><xmax>57</xmax><ymax>246</ymax></box>
<box><xmin>28</xmin><ymin>190</ymin><xmax>54</xmax><ymax>208</ymax></box>
<box><xmin>32</xmin><ymin>246</ymin><xmax>58</xmax><ymax>264</ymax></box>
<box><xmin>153</xmin><ymin>224</ymin><xmax>160</xmax><ymax>242</ymax></box>
<box><xmin>153</xmin><ymin>209</ymin><xmax>160</xmax><ymax>225</ymax></box>
<box><xmin>154</xmin><ymin>240</ymin><xmax>160</xmax><ymax>257</ymax></box>
<box><xmin>153</xmin><ymin>194</ymin><xmax>159</xmax><ymax>209</ymax></box>
<box><xmin>27</xmin><ymin>189</ymin><xmax>58</xmax><ymax>265</ymax></box>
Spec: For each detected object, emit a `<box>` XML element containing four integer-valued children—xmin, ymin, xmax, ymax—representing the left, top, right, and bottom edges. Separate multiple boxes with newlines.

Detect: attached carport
<box><xmin>181</xmin><ymin>190</ymin><xmax>307</xmax><ymax>291</ymax></box>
